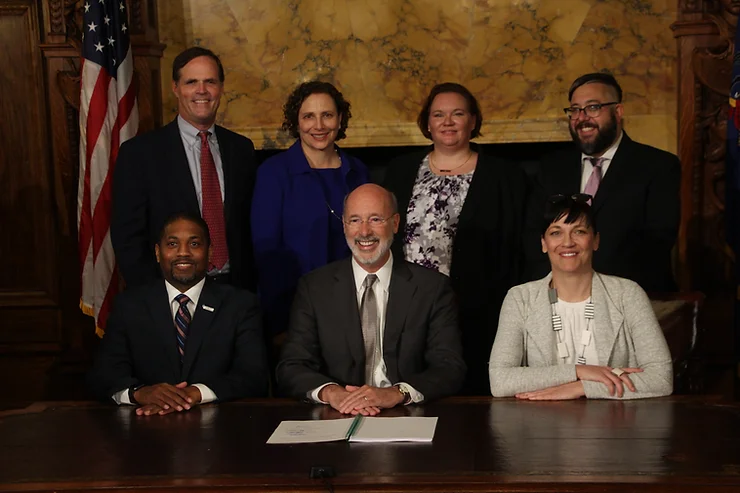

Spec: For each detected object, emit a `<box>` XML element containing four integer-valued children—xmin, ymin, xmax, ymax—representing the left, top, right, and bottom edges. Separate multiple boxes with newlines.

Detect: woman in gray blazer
<box><xmin>489</xmin><ymin>194</ymin><xmax>672</xmax><ymax>400</ymax></box>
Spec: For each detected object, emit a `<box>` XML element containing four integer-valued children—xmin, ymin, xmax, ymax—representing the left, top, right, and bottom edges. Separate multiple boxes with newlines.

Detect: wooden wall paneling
<box><xmin>0</xmin><ymin>0</ymin><xmax>62</xmax><ymax>402</ymax></box>
<box><xmin>672</xmin><ymin>0</ymin><xmax>738</xmax><ymax>393</ymax></box>
<box><xmin>0</xmin><ymin>0</ymin><xmax>165</xmax><ymax>405</ymax></box>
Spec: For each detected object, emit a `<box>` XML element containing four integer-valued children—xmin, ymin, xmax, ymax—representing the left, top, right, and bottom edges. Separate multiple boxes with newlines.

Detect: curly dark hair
<box><xmin>417</xmin><ymin>82</ymin><xmax>483</xmax><ymax>140</ymax></box>
<box><xmin>282</xmin><ymin>81</ymin><xmax>352</xmax><ymax>140</ymax></box>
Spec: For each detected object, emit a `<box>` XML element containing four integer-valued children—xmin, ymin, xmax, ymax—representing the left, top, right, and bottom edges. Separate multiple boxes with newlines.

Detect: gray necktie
<box><xmin>360</xmin><ymin>274</ymin><xmax>380</xmax><ymax>385</ymax></box>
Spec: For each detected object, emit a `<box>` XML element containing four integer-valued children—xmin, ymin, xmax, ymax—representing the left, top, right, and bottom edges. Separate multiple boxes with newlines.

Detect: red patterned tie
<box><xmin>198</xmin><ymin>131</ymin><xmax>228</xmax><ymax>270</ymax></box>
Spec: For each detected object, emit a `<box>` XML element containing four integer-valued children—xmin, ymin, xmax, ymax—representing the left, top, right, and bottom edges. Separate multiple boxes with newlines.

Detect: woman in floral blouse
<box><xmin>384</xmin><ymin>82</ymin><xmax>528</xmax><ymax>395</ymax></box>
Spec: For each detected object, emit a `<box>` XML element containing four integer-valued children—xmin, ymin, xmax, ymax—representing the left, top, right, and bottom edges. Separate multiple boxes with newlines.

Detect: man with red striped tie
<box><xmin>89</xmin><ymin>213</ymin><xmax>268</xmax><ymax>414</ymax></box>
<box><xmin>112</xmin><ymin>47</ymin><xmax>257</xmax><ymax>291</ymax></box>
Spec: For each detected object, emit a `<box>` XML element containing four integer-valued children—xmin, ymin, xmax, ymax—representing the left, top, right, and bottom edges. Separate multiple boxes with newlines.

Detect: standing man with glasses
<box><xmin>112</xmin><ymin>47</ymin><xmax>257</xmax><ymax>291</ymax></box>
<box><xmin>277</xmin><ymin>184</ymin><xmax>466</xmax><ymax>414</ymax></box>
<box><xmin>525</xmin><ymin>73</ymin><xmax>680</xmax><ymax>292</ymax></box>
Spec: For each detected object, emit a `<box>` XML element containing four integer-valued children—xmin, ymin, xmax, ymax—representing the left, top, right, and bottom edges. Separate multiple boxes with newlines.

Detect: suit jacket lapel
<box><xmin>383</xmin><ymin>261</ymin><xmax>415</xmax><ymax>381</ymax></box>
<box><xmin>146</xmin><ymin>282</ymin><xmax>182</xmax><ymax>379</ymax></box>
<box><xmin>214</xmin><ymin>126</ymin><xmax>234</xmax><ymax>227</ymax></box>
<box><xmin>166</xmin><ymin>119</ymin><xmax>200</xmax><ymax>213</ymax></box>
<box><xmin>526</xmin><ymin>276</ymin><xmax>560</xmax><ymax>364</ymax></box>
<box><xmin>591</xmin><ymin>273</ymin><xmax>621</xmax><ymax>365</ymax></box>
<box><xmin>591</xmin><ymin>133</ymin><xmax>635</xmax><ymax>213</ymax></box>
<box><xmin>181</xmin><ymin>281</ymin><xmax>222</xmax><ymax>379</ymax></box>
<box><xmin>457</xmin><ymin>146</ymin><xmax>486</xmax><ymax>226</ymax></box>
<box><xmin>334</xmin><ymin>260</ymin><xmax>365</xmax><ymax>373</ymax></box>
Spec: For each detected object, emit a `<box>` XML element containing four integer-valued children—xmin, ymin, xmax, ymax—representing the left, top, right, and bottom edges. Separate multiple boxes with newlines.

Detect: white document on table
<box><xmin>350</xmin><ymin>416</ymin><xmax>437</xmax><ymax>443</ymax></box>
<box><xmin>266</xmin><ymin>418</ymin><xmax>353</xmax><ymax>444</ymax></box>
<box><xmin>266</xmin><ymin>416</ymin><xmax>438</xmax><ymax>444</ymax></box>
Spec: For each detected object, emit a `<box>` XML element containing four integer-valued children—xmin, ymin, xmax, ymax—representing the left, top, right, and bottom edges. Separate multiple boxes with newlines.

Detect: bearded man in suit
<box><xmin>277</xmin><ymin>184</ymin><xmax>466</xmax><ymax>414</ymax></box>
<box><xmin>89</xmin><ymin>213</ymin><xmax>268</xmax><ymax>415</ymax></box>
<box><xmin>112</xmin><ymin>46</ymin><xmax>257</xmax><ymax>290</ymax></box>
<box><xmin>526</xmin><ymin>73</ymin><xmax>680</xmax><ymax>292</ymax></box>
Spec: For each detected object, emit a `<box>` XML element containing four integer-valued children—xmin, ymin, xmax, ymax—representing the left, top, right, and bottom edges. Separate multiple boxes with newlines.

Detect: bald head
<box><xmin>342</xmin><ymin>184</ymin><xmax>400</xmax><ymax>273</ymax></box>
<box><xmin>343</xmin><ymin>184</ymin><xmax>398</xmax><ymax>219</ymax></box>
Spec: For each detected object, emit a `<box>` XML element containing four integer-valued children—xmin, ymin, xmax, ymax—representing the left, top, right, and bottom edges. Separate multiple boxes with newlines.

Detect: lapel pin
<box><xmin>202</xmin><ymin>305</ymin><xmax>215</xmax><ymax>312</ymax></box>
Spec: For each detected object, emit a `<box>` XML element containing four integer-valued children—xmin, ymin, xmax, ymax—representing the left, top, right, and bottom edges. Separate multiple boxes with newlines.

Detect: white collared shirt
<box><xmin>112</xmin><ymin>278</ymin><xmax>217</xmax><ymax>405</ymax></box>
<box><xmin>309</xmin><ymin>253</ymin><xmax>424</xmax><ymax>404</ymax></box>
<box><xmin>579</xmin><ymin>130</ymin><xmax>623</xmax><ymax>193</ymax></box>
<box><xmin>176</xmin><ymin>115</ymin><xmax>229</xmax><ymax>275</ymax></box>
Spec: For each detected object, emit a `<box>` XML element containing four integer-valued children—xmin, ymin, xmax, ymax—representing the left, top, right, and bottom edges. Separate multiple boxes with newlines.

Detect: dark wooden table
<box><xmin>0</xmin><ymin>397</ymin><xmax>738</xmax><ymax>492</ymax></box>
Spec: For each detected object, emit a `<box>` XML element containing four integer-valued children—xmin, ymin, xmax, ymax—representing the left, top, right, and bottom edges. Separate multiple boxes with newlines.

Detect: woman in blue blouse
<box><xmin>252</xmin><ymin>81</ymin><xmax>369</xmax><ymax>338</ymax></box>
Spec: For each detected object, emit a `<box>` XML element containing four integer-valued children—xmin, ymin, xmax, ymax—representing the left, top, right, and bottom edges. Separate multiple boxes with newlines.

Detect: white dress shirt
<box><xmin>176</xmin><ymin>115</ymin><xmax>230</xmax><ymax>275</ymax></box>
<box><xmin>579</xmin><ymin>131</ymin><xmax>623</xmax><ymax>193</ymax></box>
<box><xmin>310</xmin><ymin>253</ymin><xmax>424</xmax><ymax>404</ymax></box>
<box><xmin>112</xmin><ymin>278</ymin><xmax>217</xmax><ymax>405</ymax></box>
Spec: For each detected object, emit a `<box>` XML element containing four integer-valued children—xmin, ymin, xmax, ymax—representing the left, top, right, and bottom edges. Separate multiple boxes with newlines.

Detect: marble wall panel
<box><xmin>158</xmin><ymin>0</ymin><xmax>678</xmax><ymax>152</ymax></box>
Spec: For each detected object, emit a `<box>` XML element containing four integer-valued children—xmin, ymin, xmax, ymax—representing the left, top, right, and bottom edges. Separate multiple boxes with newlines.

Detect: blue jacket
<box><xmin>251</xmin><ymin>140</ymin><xmax>369</xmax><ymax>334</ymax></box>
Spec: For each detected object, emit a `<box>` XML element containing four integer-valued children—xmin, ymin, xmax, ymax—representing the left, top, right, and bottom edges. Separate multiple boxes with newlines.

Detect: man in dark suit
<box><xmin>277</xmin><ymin>184</ymin><xmax>466</xmax><ymax>415</ymax></box>
<box><xmin>112</xmin><ymin>46</ymin><xmax>257</xmax><ymax>290</ymax></box>
<box><xmin>89</xmin><ymin>213</ymin><xmax>268</xmax><ymax>415</ymax></box>
<box><xmin>526</xmin><ymin>73</ymin><xmax>680</xmax><ymax>292</ymax></box>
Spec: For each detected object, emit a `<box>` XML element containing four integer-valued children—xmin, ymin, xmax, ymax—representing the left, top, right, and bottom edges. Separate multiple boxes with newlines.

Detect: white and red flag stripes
<box><xmin>78</xmin><ymin>0</ymin><xmax>138</xmax><ymax>337</ymax></box>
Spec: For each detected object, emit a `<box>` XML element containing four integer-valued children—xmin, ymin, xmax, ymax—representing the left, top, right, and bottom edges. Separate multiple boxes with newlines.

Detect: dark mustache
<box><xmin>171</xmin><ymin>259</ymin><xmax>194</xmax><ymax>266</ymax></box>
<box><xmin>576</xmin><ymin>122</ymin><xmax>598</xmax><ymax>130</ymax></box>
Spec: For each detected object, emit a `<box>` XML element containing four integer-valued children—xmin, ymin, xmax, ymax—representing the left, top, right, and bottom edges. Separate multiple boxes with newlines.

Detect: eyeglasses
<box><xmin>343</xmin><ymin>214</ymin><xmax>396</xmax><ymax>229</ymax></box>
<box><xmin>563</xmin><ymin>102</ymin><xmax>618</xmax><ymax>120</ymax></box>
<box><xmin>548</xmin><ymin>193</ymin><xmax>592</xmax><ymax>205</ymax></box>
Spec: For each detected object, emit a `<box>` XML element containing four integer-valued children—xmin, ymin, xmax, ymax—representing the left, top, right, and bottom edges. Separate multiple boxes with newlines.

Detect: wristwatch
<box><xmin>394</xmin><ymin>384</ymin><xmax>412</xmax><ymax>405</ymax></box>
<box><xmin>128</xmin><ymin>384</ymin><xmax>145</xmax><ymax>405</ymax></box>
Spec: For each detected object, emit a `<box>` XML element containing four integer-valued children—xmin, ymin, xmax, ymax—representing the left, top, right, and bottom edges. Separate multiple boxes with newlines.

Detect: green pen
<box><xmin>344</xmin><ymin>414</ymin><xmax>364</xmax><ymax>441</ymax></box>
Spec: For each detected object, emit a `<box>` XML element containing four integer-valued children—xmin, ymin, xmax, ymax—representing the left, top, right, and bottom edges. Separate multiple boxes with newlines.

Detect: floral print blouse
<box><xmin>402</xmin><ymin>154</ymin><xmax>473</xmax><ymax>276</ymax></box>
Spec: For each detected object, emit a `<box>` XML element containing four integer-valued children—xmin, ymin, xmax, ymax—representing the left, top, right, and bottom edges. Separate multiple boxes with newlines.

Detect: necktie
<box><xmin>174</xmin><ymin>294</ymin><xmax>192</xmax><ymax>360</ymax></box>
<box><xmin>583</xmin><ymin>157</ymin><xmax>604</xmax><ymax>202</ymax></box>
<box><xmin>360</xmin><ymin>274</ymin><xmax>380</xmax><ymax>385</ymax></box>
<box><xmin>198</xmin><ymin>131</ymin><xmax>228</xmax><ymax>270</ymax></box>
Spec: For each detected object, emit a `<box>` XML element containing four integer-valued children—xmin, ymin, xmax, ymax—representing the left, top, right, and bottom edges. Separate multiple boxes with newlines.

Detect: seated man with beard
<box><xmin>277</xmin><ymin>184</ymin><xmax>466</xmax><ymax>415</ymax></box>
<box><xmin>525</xmin><ymin>73</ymin><xmax>680</xmax><ymax>292</ymax></box>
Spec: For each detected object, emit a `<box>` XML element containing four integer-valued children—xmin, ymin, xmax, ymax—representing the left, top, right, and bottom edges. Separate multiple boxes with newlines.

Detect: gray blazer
<box><xmin>489</xmin><ymin>272</ymin><xmax>672</xmax><ymax>399</ymax></box>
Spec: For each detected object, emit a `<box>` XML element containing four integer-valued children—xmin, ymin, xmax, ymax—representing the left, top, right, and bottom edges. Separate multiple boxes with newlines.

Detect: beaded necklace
<box><xmin>548</xmin><ymin>288</ymin><xmax>594</xmax><ymax>365</ymax></box>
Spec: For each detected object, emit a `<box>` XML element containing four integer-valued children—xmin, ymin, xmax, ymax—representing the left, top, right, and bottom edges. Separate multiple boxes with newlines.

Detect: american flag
<box><xmin>78</xmin><ymin>0</ymin><xmax>138</xmax><ymax>336</ymax></box>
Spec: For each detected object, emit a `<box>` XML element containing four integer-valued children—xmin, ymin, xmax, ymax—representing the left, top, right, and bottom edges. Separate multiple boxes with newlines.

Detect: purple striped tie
<box><xmin>174</xmin><ymin>294</ymin><xmax>192</xmax><ymax>360</ymax></box>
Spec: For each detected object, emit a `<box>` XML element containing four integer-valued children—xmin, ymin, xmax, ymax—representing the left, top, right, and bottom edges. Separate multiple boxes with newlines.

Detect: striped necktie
<box><xmin>174</xmin><ymin>293</ymin><xmax>192</xmax><ymax>360</ymax></box>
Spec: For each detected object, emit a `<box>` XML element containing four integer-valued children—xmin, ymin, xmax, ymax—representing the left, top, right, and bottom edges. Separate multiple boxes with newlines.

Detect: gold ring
<box><xmin>611</xmin><ymin>368</ymin><xmax>625</xmax><ymax>377</ymax></box>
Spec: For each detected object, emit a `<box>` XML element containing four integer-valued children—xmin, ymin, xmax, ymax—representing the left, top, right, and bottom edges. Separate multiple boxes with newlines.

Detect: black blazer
<box><xmin>383</xmin><ymin>146</ymin><xmax>528</xmax><ymax>394</ymax></box>
<box><xmin>88</xmin><ymin>280</ymin><xmax>269</xmax><ymax>401</ymax></box>
<box><xmin>111</xmin><ymin>119</ymin><xmax>258</xmax><ymax>290</ymax></box>
<box><xmin>526</xmin><ymin>133</ymin><xmax>680</xmax><ymax>292</ymax></box>
<box><xmin>276</xmin><ymin>258</ymin><xmax>466</xmax><ymax>402</ymax></box>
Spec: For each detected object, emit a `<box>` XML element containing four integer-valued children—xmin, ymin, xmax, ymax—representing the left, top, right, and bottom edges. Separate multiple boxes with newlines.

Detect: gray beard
<box><xmin>347</xmin><ymin>236</ymin><xmax>393</xmax><ymax>267</ymax></box>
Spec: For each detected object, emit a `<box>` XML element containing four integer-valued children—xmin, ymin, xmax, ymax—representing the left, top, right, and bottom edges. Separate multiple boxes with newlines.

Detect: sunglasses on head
<box><xmin>548</xmin><ymin>193</ymin><xmax>592</xmax><ymax>205</ymax></box>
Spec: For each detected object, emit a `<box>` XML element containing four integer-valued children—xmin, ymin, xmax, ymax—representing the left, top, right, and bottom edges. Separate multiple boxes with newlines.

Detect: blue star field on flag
<box><xmin>82</xmin><ymin>0</ymin><xmax>131</xmax><ymax>78</ymax></box>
